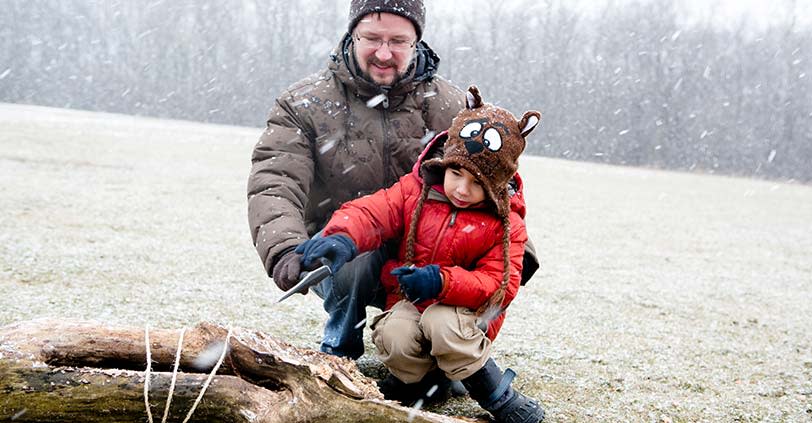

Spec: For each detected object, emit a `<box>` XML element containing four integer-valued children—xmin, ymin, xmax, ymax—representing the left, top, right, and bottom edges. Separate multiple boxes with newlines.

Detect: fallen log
<box><xmin>0</xmin><ymin>319</ymin><xmax>472</xmax><ymax>422</ymax></box>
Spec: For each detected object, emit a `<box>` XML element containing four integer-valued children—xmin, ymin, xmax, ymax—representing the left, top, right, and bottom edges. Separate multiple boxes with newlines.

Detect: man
<box><xmin>248</xmin><ymin>0</ymin><xmax>466</xmax><ymax>360</ymax></box>
<box><xmin>248</xmin><ymin>0</ymin><xmax>539</xmax><ymax>361</ymax></box>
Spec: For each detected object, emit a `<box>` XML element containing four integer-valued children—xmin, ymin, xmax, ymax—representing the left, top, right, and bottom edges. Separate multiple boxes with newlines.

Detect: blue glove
<box><xmin>295</xmin><ymin>234</ymin><xmax>357</xmax><ymax>274</ymax></box>
<box><xmin>391</xmin><ymin>265</ymin><xmax>442</xmax><ymax>303</ymax></box>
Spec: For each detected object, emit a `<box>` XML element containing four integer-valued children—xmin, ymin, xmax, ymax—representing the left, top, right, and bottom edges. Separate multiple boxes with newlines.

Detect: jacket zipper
<box><xmin>429</xmin><ymin>209</ymin><xmax>457</xmax><ymax>262</ymax></box>
<box><xmin>380</xmin><ymin>96</ymin><xmax>391</xmax><ymax>186</ymax></box>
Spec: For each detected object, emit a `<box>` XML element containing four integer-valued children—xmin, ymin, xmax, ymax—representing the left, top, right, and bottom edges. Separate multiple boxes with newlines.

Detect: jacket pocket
<box><xmin>369</xmin><ymin>309</ymin><xmax>393</xmax><ymax>332</ymax></box>
<box><xmin>370</xmin><ymin>309</ymin><xmax>395</xmax><ymax>357</ymax></box>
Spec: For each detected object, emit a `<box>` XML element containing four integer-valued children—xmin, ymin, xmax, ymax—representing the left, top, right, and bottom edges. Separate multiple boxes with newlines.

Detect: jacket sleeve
<box><xmin>437</xmin><ymin>212</ymin><xmax>528</xmax><ymax>310</ymax></box>
<box><xmin>247</xmin><ymin>95</ymin><xmax>315</xmax><ymax>276</ymax></box>
<box><xmin>321</xmin><ymin>174</ymin><xmax>417</xmax><ymax>254</ymax></box>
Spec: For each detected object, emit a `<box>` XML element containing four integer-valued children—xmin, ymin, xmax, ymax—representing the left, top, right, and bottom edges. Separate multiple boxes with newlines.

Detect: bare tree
<box><xmin>1</xmin><ymin>0</ymin><xmax>810</xmax><ymax>181</ymax></box>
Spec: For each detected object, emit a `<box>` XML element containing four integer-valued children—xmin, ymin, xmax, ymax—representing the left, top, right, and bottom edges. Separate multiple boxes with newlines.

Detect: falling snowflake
<box><xmin>419</xmin><ymin>131</ymin><xmax>435</xmax><ymax>145</ymax></box>
<box><xmin>476</xmin><ymin>304</ymin><xmax>503</xmax><ymax>329</ymax></box>
<box><xmin>407</xmin><ymin>398</ymin><xmax>424</xmax><ymax>422</ymax></box>
<box><xmin>11</xmin><ymin>409</ymin><xmax>27</xmax><ymax>420</ymax></box>
<box><xmin>319</xmin><ymin>140</ymin><xmax>336</xmax><ymax>154</ymax></box>
<box><xmin>192</xmin><ymin>341</ymin><xmax>228</xmax><ymax>371</ymax></box>
<box><xmin>366</xmin><ymin>94</ymin><xmax>386</xmax><ymax>108</ymax></box>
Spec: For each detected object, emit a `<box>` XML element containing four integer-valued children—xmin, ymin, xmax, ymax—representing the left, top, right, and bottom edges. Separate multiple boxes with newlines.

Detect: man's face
<box><xmin>352</xmin><ymin>12</ymin><xmax>417</xmax><ymax>86</ymax></box>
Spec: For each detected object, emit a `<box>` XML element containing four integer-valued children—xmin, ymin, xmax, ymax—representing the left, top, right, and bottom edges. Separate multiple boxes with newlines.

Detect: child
<box><xmin>295</xmin><ymin>86</ymin><xmax>545</xmax><ymax>422</ymax></box>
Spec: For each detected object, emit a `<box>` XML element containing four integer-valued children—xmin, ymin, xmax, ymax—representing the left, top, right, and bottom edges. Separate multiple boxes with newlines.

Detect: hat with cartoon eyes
<box><xmin>421</xmin><ymin>85</ymin><xmax>541</xmax><ymax>218</ymax></box>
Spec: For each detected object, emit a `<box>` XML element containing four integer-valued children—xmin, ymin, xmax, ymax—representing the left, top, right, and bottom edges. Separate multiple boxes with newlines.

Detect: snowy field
<box><xmin>1</xmin><ymin>103</ymin><xmax>811</xmax><ymax>422</ymax></box>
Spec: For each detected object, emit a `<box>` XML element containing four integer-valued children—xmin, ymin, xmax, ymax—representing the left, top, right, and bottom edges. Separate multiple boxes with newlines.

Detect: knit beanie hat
<box><xmin>348</xmin><ymin>0</ymin><xmax>426</xmax><ymax>40</ymax></box>
<box><xmin>421</xmin><ymin>85</ymin><xmax>541</xmax><ymax>218</ymax></box>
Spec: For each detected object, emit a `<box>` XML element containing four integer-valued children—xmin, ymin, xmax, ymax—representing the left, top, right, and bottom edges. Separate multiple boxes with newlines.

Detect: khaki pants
<box><xmin>370</xmin><ymin>300</ymin><xmax>491</xmax><ymax>383</ymax></box>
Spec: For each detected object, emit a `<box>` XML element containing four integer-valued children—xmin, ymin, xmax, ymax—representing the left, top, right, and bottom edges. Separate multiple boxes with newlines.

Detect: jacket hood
<box><xmin>411</xmin><ymin>130</ymin><xmax>448</xmax><ymax>175</ymax></box>
<box><xmin>329</xmin><ymin>33</ymin><xmax>441</xmax><ymax>101</ymax></box>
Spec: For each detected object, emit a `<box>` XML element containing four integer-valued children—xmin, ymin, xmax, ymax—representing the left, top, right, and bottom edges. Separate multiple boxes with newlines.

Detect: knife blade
<box><xmin>276</xmin><ymin>259</ymin><xmax>333</xmax><ymax>303</ymax></box>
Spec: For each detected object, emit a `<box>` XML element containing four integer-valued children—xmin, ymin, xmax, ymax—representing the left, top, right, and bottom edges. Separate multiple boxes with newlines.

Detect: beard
<box><xmin>362</xmin><ymin>57</ymin><xmax>408</xmax><ymax>87</ymax></box>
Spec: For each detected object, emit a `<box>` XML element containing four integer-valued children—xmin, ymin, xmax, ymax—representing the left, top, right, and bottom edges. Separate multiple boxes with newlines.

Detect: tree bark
<box><xmin>0</xmin><ymin>320</ymin><xmax>470</xmax><ymax>422</ymax></box>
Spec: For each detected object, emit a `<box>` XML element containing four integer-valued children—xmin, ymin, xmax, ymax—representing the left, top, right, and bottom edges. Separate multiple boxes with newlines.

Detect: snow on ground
<box><xmin>1</xmin><ymin>103</ymin><xmax>810</xmax><ymax>421</ymax></box>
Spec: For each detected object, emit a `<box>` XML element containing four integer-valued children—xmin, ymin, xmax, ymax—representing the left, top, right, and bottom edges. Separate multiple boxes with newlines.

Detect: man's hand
<box><xmin>295</xmin><ymin>234</ymin><xmax>357</xmax><ymax>274</ymax></box>
<box><xmin>391</xmin><ymin>265</ymin><xmax>442</xmax><ymax>303</ymax></box>
<box><xmin>271</xmin><ymin>248</ymin><xmax>303</xmax><ymax>291</ymax></box>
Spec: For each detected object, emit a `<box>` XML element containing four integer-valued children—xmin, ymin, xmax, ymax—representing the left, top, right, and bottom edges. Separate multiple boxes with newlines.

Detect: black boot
<box><xmin>377</xmin><ymin>373</ymin><xmax>422</xmax><ymax>405</ymax></box>
<box><xmin>417</xmin><ymin>368</ymin><xmax>468</xmax><ymax>404</ymax></box>
<box><xmin>377</xmin><ymin>368</ymin><xmax>467</xmax><ymax>406</ymax></box>
<box><xmin>462</xmin><ymin>358</ymin><xmax>545</xmax><ymax>423</ymax></box>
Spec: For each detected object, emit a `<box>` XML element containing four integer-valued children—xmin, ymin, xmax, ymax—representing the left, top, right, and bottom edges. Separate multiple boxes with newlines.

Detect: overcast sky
<box><xmin>674</xmin><ymin>0</ymin><xmax>810</xmax><ymax>28</ymax></box>
<box><xmin>416</xmin><ymin>0</ymin><xmax>812</xmax><ymax>31</ymax></box>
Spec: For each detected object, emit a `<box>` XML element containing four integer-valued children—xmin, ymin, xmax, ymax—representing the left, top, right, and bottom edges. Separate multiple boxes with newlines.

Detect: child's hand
<box><xmin>295</xmin><ymin>234</ymin><xmax>357</xmax><ymax>274</ymax></box>
<box><xmin>391</xmin><ymin>265</ymin><xmax>442</xmax><ymax>303</ymax></box>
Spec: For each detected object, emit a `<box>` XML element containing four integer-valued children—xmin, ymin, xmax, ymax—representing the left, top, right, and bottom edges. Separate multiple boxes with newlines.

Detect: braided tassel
<box><xmin>399</xmin><ymin>183</ymin><xmax>432</xmax><ymax>300</ymax></box>
<box><xmin>476</xmin><ymin>215</ymin><xmax>511</xmax><ymax>318</ymax></box>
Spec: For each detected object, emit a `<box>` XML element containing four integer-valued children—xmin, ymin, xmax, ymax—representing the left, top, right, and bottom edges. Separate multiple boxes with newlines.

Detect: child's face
<box><xmin>443</xmin><ymin>167</ymin><xmax>486</xmax><ymax>209</ymax></box>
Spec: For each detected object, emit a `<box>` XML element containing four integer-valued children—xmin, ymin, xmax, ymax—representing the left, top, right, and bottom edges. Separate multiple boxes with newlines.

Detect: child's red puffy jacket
<box><xmin>322</xmin><ymin>140</ymin><xmax>529</xmax><ymax>340</ymax></box>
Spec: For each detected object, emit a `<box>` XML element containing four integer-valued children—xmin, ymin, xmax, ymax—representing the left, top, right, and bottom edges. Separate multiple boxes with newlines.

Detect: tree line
<box><xmin>1</xmin><ymin>0</ymin><xmax>810</xmax><ymax>182</ymax></box>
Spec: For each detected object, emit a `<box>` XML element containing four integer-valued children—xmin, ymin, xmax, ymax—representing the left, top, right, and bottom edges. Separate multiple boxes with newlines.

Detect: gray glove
<box><xmin>271</xmin><ymin>248</ymin><xmax>302</xmax><ymax>291</ymax></box>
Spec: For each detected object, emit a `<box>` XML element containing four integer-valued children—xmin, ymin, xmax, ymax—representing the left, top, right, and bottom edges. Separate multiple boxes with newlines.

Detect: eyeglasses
<box><xmin>353</xmin><ymin>34</ymin><xmax>416</xmax><ymax>53</ymax></box>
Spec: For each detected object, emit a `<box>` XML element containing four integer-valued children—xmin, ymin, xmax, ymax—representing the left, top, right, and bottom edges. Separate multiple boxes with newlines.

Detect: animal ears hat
<box><xmin>420</xmin><ymin>85</ymin><xmax>541</xmax><ymax>218</ymax></box>
<box><xmin>348</xmin><ymin>0</ymin><xmax>426</xmax><ymax>40</ymax></box>
<box><xmin>405</xmin><ymin>86</ymin><xmax>541</xmax><ymax>315</ymax></box>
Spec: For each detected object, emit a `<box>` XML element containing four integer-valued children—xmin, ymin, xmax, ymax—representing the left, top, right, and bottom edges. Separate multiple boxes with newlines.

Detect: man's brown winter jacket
<box><xmin>248</xmin><ymin>35</ymin><xmax>466</xmax><ymax>275</ymax></box>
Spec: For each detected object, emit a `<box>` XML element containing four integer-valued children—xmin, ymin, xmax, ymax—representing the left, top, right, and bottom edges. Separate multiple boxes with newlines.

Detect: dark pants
<box><xmin>310</xmin><ymin>232</ymin><xmax>388</xmax><ymax>359</ymax></box>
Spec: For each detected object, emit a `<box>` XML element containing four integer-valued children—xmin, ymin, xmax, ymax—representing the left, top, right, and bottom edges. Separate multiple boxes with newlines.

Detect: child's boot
<box><xmin>377</xmin><ymin>368</ymin><xmax>466</xmax><ymax>406</ymax></box>
<box><xmin>461</xmin><ymin>358</ymin><xmax>545</xmax><ymax>423</ymax></box>
<box><xmin>377</xmin><ymin>372</ymin><xmax>422</xmax><ymax>405</ymax></box>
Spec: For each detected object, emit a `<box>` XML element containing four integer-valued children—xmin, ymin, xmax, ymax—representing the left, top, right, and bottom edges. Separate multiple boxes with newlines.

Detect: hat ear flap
<box><xmin>465</xmin><ymin>85</ymin><xmax>483</xmax><ymax>110</ymax></box>
<box><xmin>519</xmin><ymin>111</ymin><xmax>541</xmax><ymax>138</ymax></box>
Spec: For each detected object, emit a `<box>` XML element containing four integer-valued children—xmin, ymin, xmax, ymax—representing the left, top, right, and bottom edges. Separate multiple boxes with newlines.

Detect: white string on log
<box><xmin>161</xmin><ymin>328</ymin><xmax>186</xmax><ymax>423</ymax></box>
<box><xmin>144</xmin><ymin>325</ymin><xmax>154</xmax><ymax>423</ymax></box>
<box><xmin>181</xmin><ymin>327</ymin><xmax>232</xmax><ymax>423</ymax></box>
<box><xmin>143</xmin><ymin>326</ymin><xmax>232</xmax><ymax>423</ymax></box>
